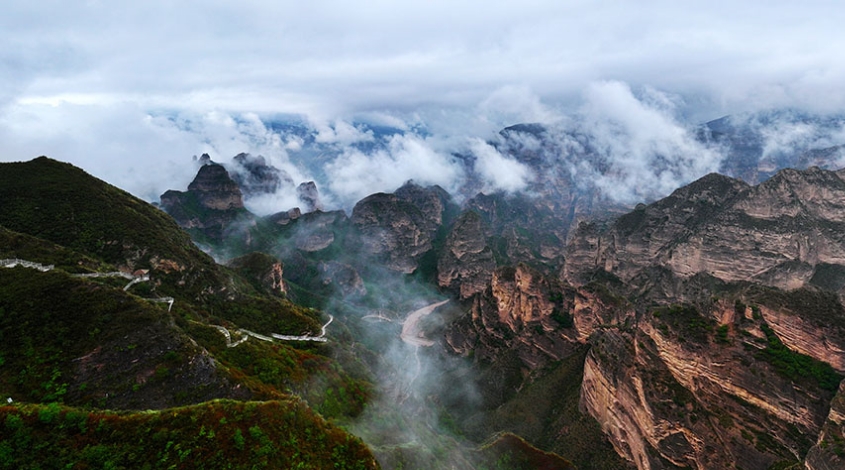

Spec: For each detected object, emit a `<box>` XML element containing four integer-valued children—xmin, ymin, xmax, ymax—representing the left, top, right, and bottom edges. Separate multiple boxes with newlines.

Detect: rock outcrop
<box><xmin>297</xmin><ymin>181</ymin><xmax>324</xmax><ymax>213</ymax></box>
<box><xmin>185</xmin><ymin>163</ymin><xmax>245</xmax><ymax>210</ymax></box>
<box><xmin>446</xmin><ymin>265</ymin><xmax>581</xmax><ymax>383</ymax></box>
<box><xmin>159</xmin><ymin>163</ymin><xmax>251</xmax><ymax>240</ymax></box>
<box><xmin>437</xmin><ymin>210</ymin><xmax>496</xmax><ymax>299</ymax></box>
<box><xmin>230</xmin><ymin>152</ymin><xmax>294</xmax><ymax>197</ymax></box>
<box><xmin>350</xmin><ymin>181</ymin><xmax>455</xmax><ymax>273</ymax></box>
<box><xmin>464</xmin><ymin>192</ymin><xmax>569</xmax><ymax>274</ymax></box>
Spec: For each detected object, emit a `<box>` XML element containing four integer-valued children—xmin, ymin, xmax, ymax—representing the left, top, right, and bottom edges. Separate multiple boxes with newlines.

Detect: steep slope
<box><xmin>0</xmin><ymin>399</ymin><xmax>377</xmax><ymax>469</ymax></box>
<box><xmin>0</xmin><ymin>266</ymin><xmax>247</xmax><ymax>410</ymax></box>
<box><xmin>0</xmin><ymin>157</ymin><xmax>380</xmax><ymax>468</ymax></box>
<box><xmin>0</xmin><ymin>157</ymin><xmax>214</xmax><ymax>274</ymax></box>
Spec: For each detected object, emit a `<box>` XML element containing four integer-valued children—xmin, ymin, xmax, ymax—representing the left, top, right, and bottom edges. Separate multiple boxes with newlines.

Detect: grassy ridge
<box><xmin>0</xmin><ymin>399</ymin><xmax>377</xmax><ymax>470</ymax></box>
<box><xmin>0</xmin><ymin>158</ymin><xmax>203</xmax><ymax>268</ymax></box>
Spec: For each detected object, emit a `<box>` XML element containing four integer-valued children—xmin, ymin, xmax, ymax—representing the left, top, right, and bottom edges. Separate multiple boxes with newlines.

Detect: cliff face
<box><xmin>442</xmin><ymin>166</ymin><xmax>845</xmax><ymax>469</ymax></box>
<box><xmin>464</xmin><ymin>193</ymin><xmax>569</xmax><ymax>274</ymax></box>
<box><xmin>445</xmin><ymin>264</ymin><xmax>634</xmax><ymax>400</ymax></box>
<box><xmin>805</xmin><ymin>381</ymin><xmax>845</xmax><ymax>470</ymax></box>
<box><xmin>565</xmin><ymin>167</ymin><xmax>845</xmax><ymax>295</ymax></box>
<box><xmin>446</xmin><ymin>265</ymin><xmax>577</xmax><ymax>377</ymax></box>
<box><xmin>581</xmin><ymin>299</ymin><xmax>841</xmax><ymax>470</ymax></box>
<box><xmin>437</xmin><ymin>210</ymin><xmax>496</xmax><ymax>299</ymax></box>
<box><xmin>559</xmin><ymin>168</ymin><xmax>845</xmax><ymax>469</ymax></box>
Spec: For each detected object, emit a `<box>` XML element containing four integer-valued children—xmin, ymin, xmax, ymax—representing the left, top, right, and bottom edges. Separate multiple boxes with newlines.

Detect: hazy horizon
<box><xmin>3</xmin><ymin>1</ymin><xmax>845</xmax><ymax>210</ymax></box>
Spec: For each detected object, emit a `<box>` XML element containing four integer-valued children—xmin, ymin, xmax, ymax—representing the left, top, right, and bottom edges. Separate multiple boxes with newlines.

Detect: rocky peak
<box><xmin>195</xmin><ymin>153</ymin><xmax>213</xmax><ymax>165</ymax></box>
<box><xmin>159</xmin><ymin>163</ymin><xmax>250</xmax><ymax>241</ymax></box>
<box><xmin>736</xmin><ymin>166</ymin><xmax>845</xmax><ymax>221</ymax></box>
<box><xmin>230</xmin><ymin>152</ymin><xmax>294</xmax><ymax>197</ymax></box>
<box><xmin>393</xmin><ymin>181</ymin><xmax>453</xmax><ymax>228</ymax></box>
<box><xmin>185</xmin><ymin>163</ymin><xmax>245</xmax><ymax>210</ymax></box>
<box><xmin>350</xmin><ymin>182</ymin><xmax>456</xmax><ymax>273</ymax></box>
<box><xmin>297</xmin><ymin>181</ymin><xmax>323</xmax><ymax>213</ymax></box>
<box><xmin>662</xmin><ymin>172</ymin><xmax>749</xmax><ymax>206</ymax></box>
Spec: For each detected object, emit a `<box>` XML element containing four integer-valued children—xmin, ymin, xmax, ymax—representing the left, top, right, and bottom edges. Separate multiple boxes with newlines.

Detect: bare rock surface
<box><xmin>350</xmin><ymin>181</ymin><xmax>454</xmax><ymax>273</ymax></box>
<box><xmin>565</xmin><ymin>167</ymin><xmax>845</xmax><ymax>296</ymax></box>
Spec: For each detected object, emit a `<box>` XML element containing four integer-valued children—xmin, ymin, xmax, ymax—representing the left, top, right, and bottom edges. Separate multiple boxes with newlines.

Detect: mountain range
<box><xmin>3</xmin><ymin>111</ymin><xmax>845</xmax><ymax>469</ymax></box>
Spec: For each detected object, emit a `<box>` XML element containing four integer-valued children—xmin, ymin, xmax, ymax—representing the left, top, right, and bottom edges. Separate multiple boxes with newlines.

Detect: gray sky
<box><xmin>2</xmin><ymin>0</ymin><xmax>844</xmax><ymax>205</ymax></box>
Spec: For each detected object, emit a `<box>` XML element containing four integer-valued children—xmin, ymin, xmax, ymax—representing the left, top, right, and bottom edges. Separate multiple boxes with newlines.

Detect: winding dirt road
<box><xmin>400</xmin><ymin>299</ymin><xmax>449</xmax><ymax>347</ymax></box>
<box><xmin>213</xmin><ymin>315</ymin><xmax>334</xmax><ymax>348</ymax></box>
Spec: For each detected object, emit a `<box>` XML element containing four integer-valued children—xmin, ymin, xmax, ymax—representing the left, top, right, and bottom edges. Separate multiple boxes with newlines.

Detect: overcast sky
<box><xmin>2</xmin><ymin>0</ymin><xmax>844</xmax><ymax>204</ymax></box>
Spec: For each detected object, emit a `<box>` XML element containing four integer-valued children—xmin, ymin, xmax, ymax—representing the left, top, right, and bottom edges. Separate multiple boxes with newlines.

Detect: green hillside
<box><xmin>0</xmin><ymin>157</ymin><xmax>380</xmax><ymax>468</ymax></box>
<box><xmin>0</xmin><ymin>399</ymin><xmax>376</xmax><ymax>470</ymax></box>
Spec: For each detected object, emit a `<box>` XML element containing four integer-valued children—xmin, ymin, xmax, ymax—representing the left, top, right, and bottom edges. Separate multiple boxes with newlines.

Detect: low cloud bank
<box><xmin>4</xmin><ymin>82</ymin><xmax>845</xmax><ymax>216</ymax></box>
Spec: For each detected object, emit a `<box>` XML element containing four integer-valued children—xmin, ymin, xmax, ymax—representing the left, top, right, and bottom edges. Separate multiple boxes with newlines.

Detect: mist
<box><xmin>573</xmin><ymin>81</ymin><xmax>724</xmax><ymax>202</ymax></box>
<box><xmin>5</xmin><ymin>0</ymin><xmax>845</xmax><ymax>207</ymax></box>
<box><xmin>6</xmin><ymin>2</ymin><xmax>845</xmax><ymax>468</ymax></box>
<box><xmin>10</xmin><ymin>82</ymin><xmax>845</xmax><ymax>218</ymax></box>
<box><xmin>319</xmin><ymin>259</ymin><xmax>484</xmax><ymax>468</ymax></box>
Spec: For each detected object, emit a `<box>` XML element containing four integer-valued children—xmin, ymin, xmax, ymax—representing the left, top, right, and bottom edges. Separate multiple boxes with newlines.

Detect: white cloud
<box><xmin>4</xmin><ymin>1</ymin><xmax>845</xmax><ymax>122</ymax></box>
<box><xmin>4</xmin><ymin>0</ymin><xmax>845</xmax><ymax>210</ymax></box>
<box><xmin>323</xmin><ymin>134</ymin><xmax>463</xmax><ymax>207</ymax></box>
<box><xmin>468</xmin><ymin>138</ymin><xmax>532</xmax><ymax>193</ymax></box>
<box><xmin>577</xmin><ymin>81</ymin><xmax>723</xmax><ymax>202</ymax></box>
<box><xmin>311</xmin><ymin>119</ymin><xmax>375</xmax><ymax>146</ymax></box>
<box><xmin>478</xmin><ymin>85</ymin><xmax>562</xmax><ymax>127</ymax></box>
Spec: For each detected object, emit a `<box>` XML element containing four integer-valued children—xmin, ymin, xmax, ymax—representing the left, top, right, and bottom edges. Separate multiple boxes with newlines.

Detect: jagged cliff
<box><xmin>581</xmin><ymin>296</ymin><xmax>841</xmax><ymax>470</ymax></box>
<box><xmin>440</xmin><ymin>166</ymin><xmax>845</xmax><ymax>469</ymax></box>
<box><xmin>559</xmin><ymin>166</ymin><xmax>845</xmax><ymax>469</ymax></box>
<box><xmin>151</xmin><ymin>149</ymin><xmax>845</xmax><ymax>469</ymax></box>
<box><xmin>565</xmin><ymin>167</ymin><xmax>845</xmax><ymax>295</ymax></box>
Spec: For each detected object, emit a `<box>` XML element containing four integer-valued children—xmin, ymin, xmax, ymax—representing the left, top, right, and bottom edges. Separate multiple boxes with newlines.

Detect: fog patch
<box><xmin>577</xmin><ymin>80</ymin><xmax>723</xmax><ymax>202</ymax></box>
<box><xmin>328</xmin><ymin>268</ymin><xmax>482</xmax><ymax>468</ymax></box>
<box><xmin>478</xmin><ymin>85</ymin><xmax>563</xmax><ymax>128</ymax></box>
<box><xmin>323</xmin><ymin>133</ymin><xmax>464</xmax><ymax>207</ymax></box>
<box><xmin>311</xmin><ymin>118</ymin><xmax>375</xmax><ymax>146</ymax></box>
<box><xmin>468</xmin><ymin>138</ymin><xmax>532</xmax><ymax>193</ymax></box>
